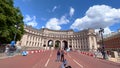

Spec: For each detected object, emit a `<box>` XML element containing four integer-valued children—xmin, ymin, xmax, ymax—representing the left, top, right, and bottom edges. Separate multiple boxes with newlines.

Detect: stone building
<box><xmin>17</xmin><ymin>25</ymin><xmax>97</xmax><ymax>51</ymax></box>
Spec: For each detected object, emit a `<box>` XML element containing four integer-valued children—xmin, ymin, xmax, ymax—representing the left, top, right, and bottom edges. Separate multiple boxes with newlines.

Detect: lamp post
<box><xmin>9</xmin><ymin>23</ymin><xmax>20</xmax><ymax>56</ymax></box>
<box><xmin>11</xmin><ymin>23</ymin><xmax>20</xmax><ymax>46</ymax></box>
<box><xmin>99</xmin><ymin>28</ymin><xmax>104</xmax><ymax>49</ymax></box>
<box><xmin>99</xmin><ymin>28</ymin><xmax>106</xmax><ymax>59</ymax></box>
<box><xmin>13</xmin><ymin>23</ymin><xmax>20</xmax><ymax>44</ymax></box>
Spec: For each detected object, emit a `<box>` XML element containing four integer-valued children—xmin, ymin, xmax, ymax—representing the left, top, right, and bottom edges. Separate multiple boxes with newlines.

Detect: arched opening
<box><xmin>55</xmin><ymin>40</ymin><xmax>61</xmax><ymax>49</ymax></box>
<box><xmin>62</xmin><ymin>40</ymin><xmax>68</xmax><ymax>50</ymax></box>
<box><xmin>48</xmin><ymin>40</ymin><xmax>53</xmax><ymax>48</ymax></box>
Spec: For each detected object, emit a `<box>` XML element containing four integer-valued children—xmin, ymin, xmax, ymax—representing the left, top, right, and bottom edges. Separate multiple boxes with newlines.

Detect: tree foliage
<box><xmin>0</xmin><ymin>0</ymin><xmax>24</xmax><ymax>44</ymax></box>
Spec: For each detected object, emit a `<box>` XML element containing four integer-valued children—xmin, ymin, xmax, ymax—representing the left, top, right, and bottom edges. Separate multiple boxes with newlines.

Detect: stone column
<box><xmin>53</xmin><ymin>40</ymin><xmax>55</xmax><ymax>48</ymax></box>
<box><xmin>20</xmin><ymin>34</ymin><xmax>28</xmax><ymax>47</ymax></box>
<box><xmin>60</xmin><ymin>41</ymin><xmax>62</xmax><ymax>49</ymax></box>
<box><xmin>93</xmin><ymin>36</ymin><xmax>97</xmax><ymax>51</ymax></box>
<box><xmin>68</xmin><ymin>40</ymin><xmax>69</xmax><ymax>48</ymax></box>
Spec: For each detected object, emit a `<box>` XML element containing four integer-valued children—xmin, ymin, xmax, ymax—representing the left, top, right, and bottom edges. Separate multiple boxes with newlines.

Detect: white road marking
<box><xmin>50</xmin><ymin>53</ymin><xmax>52</xmax><ymax>57</ymax></box>
<box><xmin>68</xmin><ymin>54</ymin><xmax>72</xmax><ymax>58</ymax></box>
<box><xmin>45</xmin><ymin>58</ymin><xmax>50</xmax><ymax>67</ymax></box>
<box><xmin>73</xmin><ymin>59</ymin><xmax>83</xmax><ymax>68</ymax></box>
<box><xmin>68</xmin><ymin>55</ymin><xmax>83</xmax><ymax>68</ymax></box>
<box><xmin>44</xmin><ymin>50</ymin><xmax>53</xmax><ymax>67</ymax></box>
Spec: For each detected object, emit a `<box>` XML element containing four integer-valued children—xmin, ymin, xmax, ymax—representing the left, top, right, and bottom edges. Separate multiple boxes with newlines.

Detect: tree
<box><xmin>0</xmin><ymin>0</ymin><xmax>24</xmax><ymax>44</ymax></box>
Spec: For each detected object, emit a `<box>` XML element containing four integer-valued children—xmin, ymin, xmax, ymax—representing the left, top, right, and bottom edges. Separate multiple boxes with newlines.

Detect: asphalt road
<box><xmin>0</xmin><ymin>50</ymin><xmax>120</xmax><ymax>68</ymax></box>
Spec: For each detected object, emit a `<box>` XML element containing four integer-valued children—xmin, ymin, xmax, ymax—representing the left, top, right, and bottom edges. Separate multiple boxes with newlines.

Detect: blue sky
<box><xmin>14</xmin><ymin>0</ymin><xmax>120</xmax><ymax>34</ymax></box>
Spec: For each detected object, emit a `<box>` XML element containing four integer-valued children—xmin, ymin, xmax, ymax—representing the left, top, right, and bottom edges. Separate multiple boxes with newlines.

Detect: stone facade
<box><xmin>17</xmin><ymin>25</ymin><xmax>97</xmax><ymax>51</ymax></box>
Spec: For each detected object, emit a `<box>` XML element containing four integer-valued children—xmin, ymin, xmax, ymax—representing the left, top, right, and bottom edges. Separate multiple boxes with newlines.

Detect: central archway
<box><xmin>55</xmin><ymin>40</ymin><xmax>61</xmax><ymax>49</ymax></box>
<box><xmin>62</xmin><ymin>40</ymin><xmax>68</xmax><ymax>50</ymax></box>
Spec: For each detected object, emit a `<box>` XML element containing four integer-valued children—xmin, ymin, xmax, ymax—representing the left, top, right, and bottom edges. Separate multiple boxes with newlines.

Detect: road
<box><xmin>0</xmin><ymin>50</ymin><xmax>120</xmax><ymax>68</ymax></box>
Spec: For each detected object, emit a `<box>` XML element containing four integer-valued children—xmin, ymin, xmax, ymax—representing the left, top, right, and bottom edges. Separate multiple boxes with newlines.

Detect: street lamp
<box><xmin>14</xmin><ymin>23</ymin><xmax>20</xmax><ymax>42</ymax></box>
<box><xmin>99</xmin><ymin>28</ymin><xmax>104</xmax><ymax>49</ymax></box>
<box><xmin>99</xmin><ymin>28</ymin><xmax>106</xmax><ymax>59</ymax></box>
<box><xmin>11</xmin><ymin>23</ymin><xmax>20</xmax><ymax>47</ymax></box>
<box><xmin>9</xmin><ymin>23</ymin><xmax>20</xmax><ymax>56</ymax></box>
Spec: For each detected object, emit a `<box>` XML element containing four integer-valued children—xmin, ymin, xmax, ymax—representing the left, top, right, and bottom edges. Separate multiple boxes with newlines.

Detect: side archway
<box><xmin>62</xmin><ymin>40</ymin><xmax>68</xmax><ymax>50</ymax></box>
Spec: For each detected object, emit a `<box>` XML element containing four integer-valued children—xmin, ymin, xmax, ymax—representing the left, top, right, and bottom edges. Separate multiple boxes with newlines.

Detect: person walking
<box><xmin>61</xmin><ymin>59</ymin><xmax>67</xmax><ymax>68</ymax></box>
<box><xmin>61</xmin><ymin>49</ymin><xmax>65</xmax><ymax>62</ymax></box>
<box><xmin>56</xmin><ymin>49</ymin><xmax>61</xmax><ymax>62</ymax></box>
<box><xmin>5</xmin><ymin>44</ymin><xmax>10</xmax><ymax>56</ymax></box>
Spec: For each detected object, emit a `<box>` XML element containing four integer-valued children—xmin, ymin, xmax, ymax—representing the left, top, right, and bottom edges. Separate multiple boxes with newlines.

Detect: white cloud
<box><xmin>42</xmin><ymin>26</ymin><xmax>45</xmax><ymax>28</ymax></box>
<box><xmin>103</xmin><ymin>27</ymin><xmax>113</xmax><ymax>35</ymax></box>
<box><xmin>46</xmin><ymin>16</ymin><xmax>69</xmax><ymax>30</ymax></box>
<box><xmin>70</xmin><ymin>5</ymin><xmax>120</xmax><ymax>30</ymax></box>
<box><xmin>23</xmin><ymin>15</ymin><xmax>38</xmax><ymax>27</ymax></box>
<box><xmin>52</xmin><ymin>6</ymin><xmax>57</xmax><ymax>12</ymax></box>
<box><xmin>46</xmin><ymin>18</ymin><xmax>61</xmax><ymax>30</ymax></box>
<box><xmin>69</xmin><ymin>7</ymin><xmax>75</xmax><ymax>17</ymax></box>
<box><xmin>59</xmin><ymin>16</ymin><xmax>69</xmax><ymax>24</ymax></box>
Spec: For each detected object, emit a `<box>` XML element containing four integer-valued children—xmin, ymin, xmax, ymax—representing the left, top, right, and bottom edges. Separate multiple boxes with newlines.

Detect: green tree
<box><xmin>0</xmin><ymin>0</ymin><xmax>24</xmax><ymax>44</ymax></box>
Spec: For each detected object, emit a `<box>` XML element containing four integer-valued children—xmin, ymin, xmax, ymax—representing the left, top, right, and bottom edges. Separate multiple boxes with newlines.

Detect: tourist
<box><xmin>61</xmin><ymin>49</ymin><xmax>65</xmax><ymax>62</ymax></box>
<box><xmin>56</xmin><ymin>49</ymin><xmax>61</xmax><ymax>62</ymax></box>
<box><xmin>5</xmin><ymin>44</ymin><xmax>10</xmax><ymax>56</ymax></box>
<box><xmin>61</xmin><ymin>59</ymin><xmax>68</xmax><ymax>68</ymax></box>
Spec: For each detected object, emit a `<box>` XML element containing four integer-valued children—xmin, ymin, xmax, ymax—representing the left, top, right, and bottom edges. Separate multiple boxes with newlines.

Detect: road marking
<box><xmin>45</xmin><ymin>58</ymin><xmax>50</xmax><ymax>67</ymax></box>
<box><xmin>73</xmin><ymin>59</ymin><xmax>83</xmax><ymax>68</ymax></box>
<box><xmin>50</xmin><ymin>52</ymin><xmax>52</xmax><ymax>57</ymax></box>
<box><xmin>68</xmin><ymin>54</ymin><xmax>72</xmax><ymax>58</ymax></box>
<box><xmin>68</xmin><ymin>55</ymin><xmax>83</xmax><ymax>68</ymax></box>
<box><xmin>45</xmin><ymin>50</ymin><xmax>53</xmax><ymax>67</ymax></box>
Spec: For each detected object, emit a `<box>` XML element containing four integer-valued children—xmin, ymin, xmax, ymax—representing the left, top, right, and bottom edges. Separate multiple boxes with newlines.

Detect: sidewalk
<box><xmin>108</xmin><ymin>57</ymin><xmax>120</xmax><ymax>63</ymax></box>
<box><xmin>0</xmin><ymin>53</ymin><xmax>21</xmax><ymax>59</ymax></box>
<box><xmin>0</xmin><ymin>53</ymin><xmax>8</xmax><ymax>59</ymax></box>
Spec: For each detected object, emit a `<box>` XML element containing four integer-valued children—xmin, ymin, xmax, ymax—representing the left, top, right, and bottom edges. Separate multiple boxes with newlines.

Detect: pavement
<box><xmin>0</xmin><ymin>50</ymin><xmax>120</xmax><ymax>68</ymax></box>
<box><xmin>0</xmin><ymin>53</ymin><xmax>21</xmax><ymax>59</ymax></box>
<box><xmin>0</xmin><ymin>53</ymin><xmax>8</xmax><ymax>59</ymax></box>
<box><xmin>108</xmin><ymin>57</ymin><xmax>120</xmax><ymax>63</ymax></box>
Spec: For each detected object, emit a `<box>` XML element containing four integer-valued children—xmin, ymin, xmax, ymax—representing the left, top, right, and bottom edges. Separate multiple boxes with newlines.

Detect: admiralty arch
<box><xmin>17</xmin><ymin>25</ymin><xmax>98</xmax><ymax>51</ymax></box>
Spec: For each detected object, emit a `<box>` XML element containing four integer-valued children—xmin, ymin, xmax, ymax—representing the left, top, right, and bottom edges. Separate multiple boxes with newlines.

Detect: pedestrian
<box><xmin>101</xmin><ymin>50</ymin><xmax>105</xmax><ymax>59</ymax></box>
<box><xmin>106</xmin><ymin>50</ymin><xmax>110</xmax><ymax>57</ymax></box>
<box><xmin>56</xmin><ymin>49</ymin><xmax>61</xmax><ymax>62</ymax></box>
<box><xmin>9</xmin><ymin>46</ymin><xmax>16</xmax><ymax>56</ymax></box>
<box><xmin>61</xmin><ymin>59</ymin><xmax>68</xmax><ymax>68</ymax></box>
<box><xmin>94</xmin><ymin>51</ymin><xmax>98</xmax><ymax>58</ymax></box>
<box><xmin>61</xmin><ymin>49</ymin><xmax>65</xmax><ymax>62</ymax></box>
<box><xmin>5</xmin><ymin>44</ymin><xmax>10</xmax><ymax>56</ymax></box>
<box><xmin>63</xmin><ymin>59</ymin><xmax>67</xmax><ymax>65</ymax></box>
